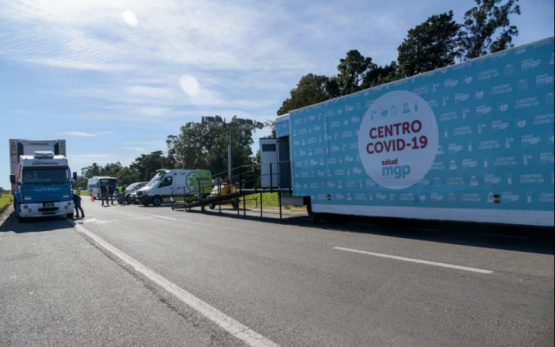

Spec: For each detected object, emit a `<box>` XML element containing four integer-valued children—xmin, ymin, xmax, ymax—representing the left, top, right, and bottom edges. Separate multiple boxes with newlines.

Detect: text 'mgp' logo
<box><xmin>382</xmin><ymin>165</ymin><xmax>411</xmax><ymax>179</ymax></box>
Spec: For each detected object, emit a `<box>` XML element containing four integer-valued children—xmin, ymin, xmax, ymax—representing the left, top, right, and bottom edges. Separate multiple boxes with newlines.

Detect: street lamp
<box><xmin>202</xmin><ymin>115</ymin><xmax>264</xmax><ymax>180</ymax></box>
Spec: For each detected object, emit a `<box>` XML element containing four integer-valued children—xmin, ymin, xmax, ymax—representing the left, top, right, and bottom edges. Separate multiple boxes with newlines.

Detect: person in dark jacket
<box><xmin>100</xmin><ymin>182</ymin><xmax>108</xmax><ymax>206</ymax></box>
<box><xmin>73</xmin><ymin>192</ymin><xmax>85</xmax><ymax>219</ymax></box>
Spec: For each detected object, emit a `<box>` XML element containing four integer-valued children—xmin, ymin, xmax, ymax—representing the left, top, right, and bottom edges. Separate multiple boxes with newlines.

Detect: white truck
<box><xmin>264</xmin><ymin>37</ymin><xmax>554</xmax><ymax>227</ymax></box>
<box><xmin>9</xmin><ymin>139</ymin><xmax>76</xmax><ymax>222</ymax></box>
<box><xmin>135</xmin><ymin>169</ymin><xmax>212</xmax><ymax>206</ymax></box>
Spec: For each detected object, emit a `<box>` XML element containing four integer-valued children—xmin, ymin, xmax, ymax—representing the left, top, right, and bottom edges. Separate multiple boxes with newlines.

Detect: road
<box><xmin>1</xmin><ymin>199</ymin><xmax>553</xmax><ymax>346</ymax></box>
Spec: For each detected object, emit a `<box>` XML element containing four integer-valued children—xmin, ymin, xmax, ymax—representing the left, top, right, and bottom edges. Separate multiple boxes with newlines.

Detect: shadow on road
<box><xmin>181</xmin><ymin>206</ymin><xmax>554</xmax><ymax>256</ymax></box>
<box><xmin>0</xmin><ymin>210</ymin><xmax>76</xmax><ymax>234</ymax></box>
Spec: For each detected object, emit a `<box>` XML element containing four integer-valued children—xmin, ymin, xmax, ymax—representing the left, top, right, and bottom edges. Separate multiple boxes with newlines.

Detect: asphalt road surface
<box><xmin>1</xmin><ymin>199</ymin><xmax>553</xmax><ymax>346</ymax></box>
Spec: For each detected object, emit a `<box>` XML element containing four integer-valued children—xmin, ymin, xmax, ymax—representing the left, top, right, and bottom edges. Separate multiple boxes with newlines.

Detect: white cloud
<box><xmin>58</xmin><ymin>131</ymin><xmax>98</xmax><ymax>137</ymax></box>
<box><xmin>122</xmin><ymin>147</ymin><xmax>145</xmax><ymax>152</ymax></box>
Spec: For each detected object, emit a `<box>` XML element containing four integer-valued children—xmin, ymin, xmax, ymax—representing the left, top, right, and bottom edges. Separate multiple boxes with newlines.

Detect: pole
<box><xmin>228</xmin><ymin>127</ymin><xmax>232</xmax><ymax>181</ymax></box>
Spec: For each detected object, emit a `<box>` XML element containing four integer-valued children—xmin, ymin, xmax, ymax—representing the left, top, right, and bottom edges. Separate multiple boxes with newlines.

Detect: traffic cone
<box><xmin>91</xmin><ymin>192</ymin><xmax>95</xmax><ymax>201</ymax></box>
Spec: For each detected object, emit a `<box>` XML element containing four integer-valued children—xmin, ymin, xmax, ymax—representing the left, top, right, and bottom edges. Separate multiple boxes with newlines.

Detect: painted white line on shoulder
<box><xmin>154</xmin><ymin>215</ymin><xmax>177</xmax><ymax>221</ymax></box>
<box><xmin>334</xmin><ymin>246</ymin><xmax>493</xmax><ymax>274</ymax></box>
<box><xmin>74</xmin><ymin>224</ymin><xmax>279</xmax><ymax>347</ymax></box>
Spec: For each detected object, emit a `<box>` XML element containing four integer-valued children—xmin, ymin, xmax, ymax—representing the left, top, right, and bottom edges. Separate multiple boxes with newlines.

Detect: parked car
<box><xmin>125</xmin><ymin>182</ymin><xmax>147</xmax><ymax>204</ymax></box>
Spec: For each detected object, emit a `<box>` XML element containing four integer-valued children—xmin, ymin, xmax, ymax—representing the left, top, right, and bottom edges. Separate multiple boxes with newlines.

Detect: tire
<box><xmin>152</xmin><ymin>196</ymin><xmax>162</xmax><ymax>207</ymax></box>
<box><xmin>126</xmin><ymin>196</ymin><xmax>131</xmax><ymax>204</ymax></box>
<box><xmin>67</xmin><ymin>212</ymin><xmax>74</xmax><ymax>219</ymax></box>
<box><xmin>209</xmin><ymin>204</ymin><xmax>215</xmax><ymax>209</ymax></box>
<box><xmin>14</xmin><ymin>201</ymin><xmax>25</xmax><ymax>223</ymax></box>
<box><xmin>232</xmin><ymin>201</ymin><xmax>239</xmax><ymax>209</ymax></box>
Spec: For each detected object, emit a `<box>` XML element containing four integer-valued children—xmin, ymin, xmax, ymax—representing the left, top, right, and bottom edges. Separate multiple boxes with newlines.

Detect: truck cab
<box><xmin>11</xmin><ymin>151</ymin><xmax>74</xmax><ymax>222</ymax></box>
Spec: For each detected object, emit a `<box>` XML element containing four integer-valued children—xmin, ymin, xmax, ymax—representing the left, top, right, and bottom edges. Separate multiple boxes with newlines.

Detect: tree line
<box><xmin>77</xmin><ymin>123</ymin><xmax>258</xmax><ymax>188</ymax></box>
<box><xmin>278</xmin><ymin>0</ymin><xmax>520</xmax><ymax>115</ymax></box>
<box><xmin>76</xmin><ymin>0</ymin><xmax>520</xmax><ymax>188</ymax></box>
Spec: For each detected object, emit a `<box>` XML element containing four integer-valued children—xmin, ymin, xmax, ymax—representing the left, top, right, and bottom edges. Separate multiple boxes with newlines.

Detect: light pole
<box><xmin>202</xmin><ymin>116</ymin><xmax>264</xmax><ymax>181</ymax></box>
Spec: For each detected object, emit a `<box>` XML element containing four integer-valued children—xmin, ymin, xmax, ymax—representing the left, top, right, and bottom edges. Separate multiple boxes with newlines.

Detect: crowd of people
<box><xmin>73</xmin><ymin>182</ymin><xmax>127</xmax><ymax>220</ymax></box>
<box><xmin>95</xmin><ymin>182</ymin><xmax>125</xmax><ymax>206</ymax></box>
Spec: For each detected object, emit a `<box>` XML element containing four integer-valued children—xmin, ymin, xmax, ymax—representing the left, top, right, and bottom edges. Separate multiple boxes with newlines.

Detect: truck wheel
<box><xmin>153</xmin><ymin>196</ymin><xmax>162</xmax><ymax>207</ymax></box>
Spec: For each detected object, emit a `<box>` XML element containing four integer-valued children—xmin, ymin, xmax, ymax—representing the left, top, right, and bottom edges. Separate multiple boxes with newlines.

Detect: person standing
<box><xmin>108</xmin><ymin>184</ymin><xmax>115</xmax><ymax>205</ymax></box>
<box><xmin>73</xmin><ymin>192</ymin><xmax>85</xmax><ymax>219</ymax></box>
<box><xmin>100</xmin><ymin>182</ymin><xmax>108</xmax><ymax>206</ymax></box>
<box><xmin>117</xmin><ymin>184</ymin><xmax>125</xmax><ymax>204</ymax></box>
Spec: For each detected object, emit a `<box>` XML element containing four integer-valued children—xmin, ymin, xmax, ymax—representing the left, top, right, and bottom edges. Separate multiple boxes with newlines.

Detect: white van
<box><xmin>87</xmin><ymin>176</ymin><xmax>118</xmax><ymax>197</ymax></box>
<box><xmin>136</xmin><ymin>169</ymin><xmax>212</xmax><ymax>206</ymax></box>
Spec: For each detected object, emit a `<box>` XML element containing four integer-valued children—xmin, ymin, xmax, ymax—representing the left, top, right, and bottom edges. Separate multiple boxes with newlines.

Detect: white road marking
<box><xmin>153</xmin><ymin>215</ymin><xmax>177</xmax><ymax>221</ymax></box>
<box><xmin>334</xmin><ymin>246</ymin><xmax>493</xmax><ymax>274</ymax></box>
<box><xmin>74</xmin><ymin>224</ymin><xmax>279</xmax><ymax>347</ymax></box>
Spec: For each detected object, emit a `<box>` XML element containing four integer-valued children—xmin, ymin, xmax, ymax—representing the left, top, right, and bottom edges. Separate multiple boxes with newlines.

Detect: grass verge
<box><xmin>0</xmin><ymin>194</ymin><xmax>13</xmax><ymax>210</ymax></box>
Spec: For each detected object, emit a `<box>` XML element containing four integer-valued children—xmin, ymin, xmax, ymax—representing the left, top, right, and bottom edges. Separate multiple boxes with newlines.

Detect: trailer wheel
<box><xmin>209</xmin><ymin>204</ymin><xmax>216</xmax><ymax>209</ymax></box>
<box><xmin>232</xmin><ymin>201</ymin><xmax>239</xmax><ymax>209</ymax></box>
<box><xmin>152</xmin><ymin>196</ymin><xmax>162</xmax><ymax>207</ymax></box>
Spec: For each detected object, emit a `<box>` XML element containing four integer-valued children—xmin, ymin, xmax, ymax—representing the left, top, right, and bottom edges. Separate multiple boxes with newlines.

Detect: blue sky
<box><xmin>1</xmin><ymin>0</ymin><xmax>553</xmax><ymax>190</ymax></box>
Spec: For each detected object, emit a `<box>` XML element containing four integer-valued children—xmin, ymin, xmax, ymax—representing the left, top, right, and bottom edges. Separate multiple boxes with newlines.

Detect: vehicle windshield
<box><xmin>22</xmin><ymin>167</ymin><xmax>70</xmax><ymax>184</ymax></box>
<box><xmin>99</xmin><ymin>178</ymin><xmax>118</xmax><ymax>187</ymax></box>
<box><xmin>147</xmin><ymin>174</ymin><xmax>164</xmax><ymax>187</ymax></box>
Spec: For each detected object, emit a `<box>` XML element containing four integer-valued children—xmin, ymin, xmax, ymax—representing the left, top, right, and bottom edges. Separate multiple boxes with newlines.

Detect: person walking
<box><xmin>73</xmin><ymin>192</ymin><xmax>85</xmax><ymax>219</ymax></box>
<box><xmin>100</xmin><ymin>182</ymin><xmax>108</xmax><ymax>206</ymax></box>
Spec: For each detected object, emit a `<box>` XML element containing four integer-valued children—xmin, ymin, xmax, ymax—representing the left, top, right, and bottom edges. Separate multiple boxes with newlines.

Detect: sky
<box><xmin>1</xmin><ymin>0</ymin><xmax>553</xmax><ymax>190</ymax></box>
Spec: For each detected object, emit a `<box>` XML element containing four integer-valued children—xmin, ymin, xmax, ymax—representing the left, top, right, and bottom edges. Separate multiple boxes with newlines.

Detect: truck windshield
<box><xmin>22</xmin><ymin>167</ymin><xmax>70</xmax><ymax>184</ymax></box>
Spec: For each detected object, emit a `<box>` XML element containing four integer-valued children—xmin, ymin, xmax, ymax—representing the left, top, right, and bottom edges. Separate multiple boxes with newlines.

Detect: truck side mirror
<box><xmin>10</xmin><ymin>174</ymin><xmax>15</xmax><ymax>184</ymax></box>
<box><xmin>73</xmin><ymin>172</ymin><xmax>78</xmax><ymax>180</ymax></box>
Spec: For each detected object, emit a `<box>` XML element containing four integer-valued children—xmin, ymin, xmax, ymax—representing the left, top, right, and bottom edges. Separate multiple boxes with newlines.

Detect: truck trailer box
<box><xmin>272</xmin><ymin>38</ymin><xmax>554</xmax><ymax>226</ymax></box>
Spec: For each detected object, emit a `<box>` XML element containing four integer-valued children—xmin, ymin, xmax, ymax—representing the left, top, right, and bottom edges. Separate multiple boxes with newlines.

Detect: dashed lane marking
<box><xmin>334</xmin><ymin>246</ymin><xmax>493</xmax><ymax>274</ymax></box>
